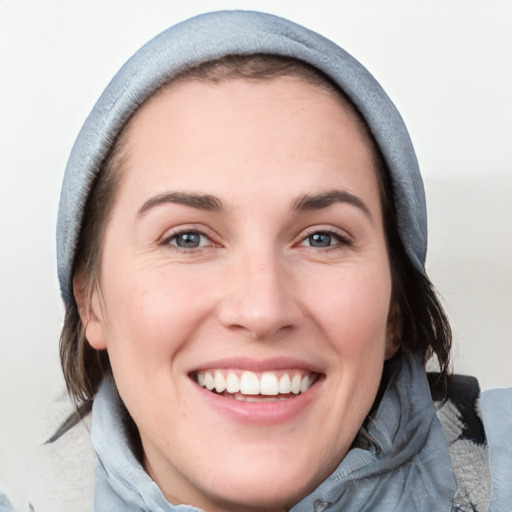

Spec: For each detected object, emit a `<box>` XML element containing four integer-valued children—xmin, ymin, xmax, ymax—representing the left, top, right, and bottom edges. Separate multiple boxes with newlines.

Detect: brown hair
<box><xmin>60</xmin><ymin>54</ymin><xmax>451</xmax><ymax>408</ymax></box>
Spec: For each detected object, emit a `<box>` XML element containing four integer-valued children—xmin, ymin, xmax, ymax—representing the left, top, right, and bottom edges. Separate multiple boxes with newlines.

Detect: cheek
<box><xmin>99</xmin><ymin>260</ymin><xmax>221</xmax><ymax>368</ymax></box>
<box><xmin>311</xmin><ymin>266</ymin><xmax>392</xmax><ymax>356</ymax></box>
<box><xmin>98</xmin><ymin>270</ymin><xmax>206</xmax><ymax>423</ymax></box>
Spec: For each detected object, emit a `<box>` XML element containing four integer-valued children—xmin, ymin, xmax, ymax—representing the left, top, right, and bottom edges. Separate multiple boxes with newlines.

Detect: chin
<box><xmin>186</xmin><ymin>450</ymin><xmax>329</xmax><ymax>512</ymax></box>
<box><xmin>198</xmin><ymin>477</ymin><xmax>309</xmax><ymax>512</ymax></box>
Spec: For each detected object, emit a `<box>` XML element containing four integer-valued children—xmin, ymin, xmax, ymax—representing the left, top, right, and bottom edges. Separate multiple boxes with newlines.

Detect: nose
<box><xmin>217</xmin><ymin>251</ymin><xmax>303</xmax><ymax>340</ymax></box>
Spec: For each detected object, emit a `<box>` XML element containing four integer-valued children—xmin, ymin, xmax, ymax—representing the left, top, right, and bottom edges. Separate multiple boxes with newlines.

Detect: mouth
<box><xmin>190</xmin><ymin>369</ymin><xmax>319</xmax><ymax>402</ymax></box>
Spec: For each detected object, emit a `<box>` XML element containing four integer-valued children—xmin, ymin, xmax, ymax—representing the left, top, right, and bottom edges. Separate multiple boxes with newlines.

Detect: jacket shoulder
<box><xmin>481</xmin><ymin>387</ymin><xmax>512</xmax><ymax>512</ymax></box>
<box><xmin>428</xmin><ymin>373</ymin><xmax>491</xmax><ymax>512</ymax></box>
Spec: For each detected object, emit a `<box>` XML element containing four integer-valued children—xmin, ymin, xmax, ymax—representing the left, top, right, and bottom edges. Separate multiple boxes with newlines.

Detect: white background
<box><xmin>1</xmin><ymin>0</ymin><xmax>511</xmax><ymax>497</ymax></box>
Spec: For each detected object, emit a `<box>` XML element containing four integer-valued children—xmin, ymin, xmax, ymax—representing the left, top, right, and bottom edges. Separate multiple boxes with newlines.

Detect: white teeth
<box><xmin>204</xmin><ymin>372</ymin><xmax>215</xmax><ymax>391</ymax></box>
<box><xmin>260</xmin><ymin>372</ymin><xmax>279</xmax><ymax>395</ymax></box>
<box><xmin>300</xmin><ymin>375</ymin><xmax>310</xmax><ymax>393</ymax></box>
<box><xmin>195</xmin><ymin>370</ymin><xmax>317</xmax><ymax>397</ymax></box>
<box><xmin>240</xmin><ymin>371</ymin><xmax>260</xmax><ymax>395</ymax></box>
<box><xmin>214</xmin><ymin>371</ymin><xmax>226</xmax><ymax>393</ymax></box>
<box><xmin>291</xmin><ymin>374</ymin><xmax>302</xmax><ymax>394</ymax></box>
<box><xmin>278</xmin><ymin>374</ymin><xmax>292</xmax><ymax>394</ymax></box>
<box><xmin>226</xmin><ymin>373</ymin><xmax>240</xmax><ymax>393</ymax></box>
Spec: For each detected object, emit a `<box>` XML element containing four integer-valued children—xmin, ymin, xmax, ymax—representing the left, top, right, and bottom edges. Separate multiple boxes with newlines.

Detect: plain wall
<box><xmin>1</xmin><ymin>0</ymin><xmax>511</xmax><ymax>498</ymax></box>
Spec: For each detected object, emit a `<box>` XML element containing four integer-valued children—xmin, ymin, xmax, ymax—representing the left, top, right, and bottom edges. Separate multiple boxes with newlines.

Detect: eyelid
<box><xmin>158</xmin><ymin>224</ymin><xmax>221</xmax><ymax>248</ymax></box>
<box><xmin>300</xmin><ymin>225</ymin><xmax>352</xmax><ymax>240</ymax></box>
<box><xmin>295</xmin><ymin>225</ymin><xmax>353</xmax><ymax>248</ymax></box>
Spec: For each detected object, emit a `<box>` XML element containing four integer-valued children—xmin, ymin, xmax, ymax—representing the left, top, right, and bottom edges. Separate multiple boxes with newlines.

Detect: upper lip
<box><xmin>189</xmin><ymin>357</ymin><xmax>324</xmax><ymax>374</ymax></box>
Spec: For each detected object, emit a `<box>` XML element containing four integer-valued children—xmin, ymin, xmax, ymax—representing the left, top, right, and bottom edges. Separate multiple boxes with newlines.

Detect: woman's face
<box><xmin>83</xmin><ymin>77</ymin><xmax>395</xmax><ymax>512</ymax></box>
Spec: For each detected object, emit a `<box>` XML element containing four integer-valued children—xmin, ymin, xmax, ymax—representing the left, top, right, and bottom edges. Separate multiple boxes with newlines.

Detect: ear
<box><xmin>385</xmin><ymin>301</ymin><xmax>401</xmax><ymax>359</ymax></box>
<box><xmin>73</xmin><ymin>271</ymin><xmax>108</xmax><ymax>350</ymax></box>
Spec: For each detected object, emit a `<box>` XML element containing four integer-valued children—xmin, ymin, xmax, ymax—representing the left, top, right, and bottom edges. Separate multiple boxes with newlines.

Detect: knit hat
<box><xmin>57</xmin><ymin>10</ymin><xmax>426</xmax><ymax>305</ymax></box>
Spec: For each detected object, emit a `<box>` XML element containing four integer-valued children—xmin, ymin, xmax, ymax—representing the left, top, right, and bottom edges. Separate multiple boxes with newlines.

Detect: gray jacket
<box><xmin>89</xmin><ymin>354</ymin><xmax>510</xmax><ymax>512</ymax></box>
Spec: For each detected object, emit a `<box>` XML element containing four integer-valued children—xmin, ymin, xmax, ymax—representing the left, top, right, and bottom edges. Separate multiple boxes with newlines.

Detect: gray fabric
<box><xmin>481</xmin><ymin>387</ymin><xmax>512</xmax><ymax>512</ymax></box>
<box><xmin>91</xmin><ymin>355</ymin><xmax>457</xmax><ymax>511</ymax></box>
<box><xmin>434</xmin><ymin>388</ymin><xmax>491</xmax><ymax>511</ymax></box>
<box><xmin>57</xmin><ymin>9</ymin><xmax>426</xmax><ymax>305</ymax></box>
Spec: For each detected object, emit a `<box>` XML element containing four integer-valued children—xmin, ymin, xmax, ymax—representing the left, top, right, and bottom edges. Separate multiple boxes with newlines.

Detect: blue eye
<box><xmin>307</xmin><ymin>232</ymin><xmax>333</xmax><ymax>247</ymax></box>
<box><xmin>167</xmin><ymin>231</ymin><xmax>209</xmax><ymax>249</ymax></box>
<box><xmin>300</xmin><ymin>230</ymin><xmax>350</xmax><ymax>249</ymax></box>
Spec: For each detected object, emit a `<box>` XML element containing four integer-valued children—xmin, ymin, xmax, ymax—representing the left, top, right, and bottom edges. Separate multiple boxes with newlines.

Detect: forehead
<box><xmin>125</xmin><ymin>73</ymin><xmax>370</xmax><ymax>147</ymax></box>
<box><xmin>117</xmin><ymin>76</ymin><xmax>381</xmax><ymax>208</ymax></box>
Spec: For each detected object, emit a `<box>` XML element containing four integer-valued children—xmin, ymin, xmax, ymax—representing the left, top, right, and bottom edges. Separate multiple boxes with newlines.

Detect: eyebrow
<box><xmin>137</xmin><ymin>192</ymin><xmax>224</xmax><ymax>217</ymax></box>
<box><xmin>137</xmin><ymin>189</ymin><xmax>371</xmax><ymax>221</ymax></box>
<box><xmin>292</xmin><ymin>190</ymin><xmax>372</xmax><ymax>221</ymax></box>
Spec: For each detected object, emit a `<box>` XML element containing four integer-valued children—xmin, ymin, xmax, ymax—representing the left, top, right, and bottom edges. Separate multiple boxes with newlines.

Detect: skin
<box><xmin>77</xmin><ymin>77</ymin><xmax>397</xmax><ymax>512</ymax></box>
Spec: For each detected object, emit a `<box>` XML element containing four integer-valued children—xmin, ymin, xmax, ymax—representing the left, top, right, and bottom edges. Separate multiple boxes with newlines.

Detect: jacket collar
<box><xmin>291</xmin><ymin>354</ymin><xmax>456</xmax><ymax>511</ymax></box>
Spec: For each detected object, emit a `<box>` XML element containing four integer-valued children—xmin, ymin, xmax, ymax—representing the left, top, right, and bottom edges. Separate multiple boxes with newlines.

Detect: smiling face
<box><xmin>80</xmin><ymin>76</ymin><xmax>395</xmax><ymax>511</ymax></box>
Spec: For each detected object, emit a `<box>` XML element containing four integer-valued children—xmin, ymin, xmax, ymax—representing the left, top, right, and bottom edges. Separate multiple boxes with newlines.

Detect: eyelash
<box><xmin>159</xmin><ymin>228</ymin><xmax>217</xmax><ymax>252</ymax></box>
<box><xmin>297</xmin><ymin>228</ymin><xmax>353</xmax><ymax>250</ymax></box>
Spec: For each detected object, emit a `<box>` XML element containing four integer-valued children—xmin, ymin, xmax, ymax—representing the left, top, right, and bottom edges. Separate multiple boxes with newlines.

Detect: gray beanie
<box><xmin>57</xmin><ymin>10</ymin><xmax>426</xmax><ymax>306</ymax></box>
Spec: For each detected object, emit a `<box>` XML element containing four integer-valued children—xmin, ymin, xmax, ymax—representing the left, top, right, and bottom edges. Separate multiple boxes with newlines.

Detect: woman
<box><xmin>6</xmin><ymin>9</ymin><xmax>510</xmax><ymax>512</ymax></box>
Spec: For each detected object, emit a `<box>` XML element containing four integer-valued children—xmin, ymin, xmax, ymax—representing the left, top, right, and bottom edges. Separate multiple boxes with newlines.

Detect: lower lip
<box><xmin>190</xmin><ymin>378</ymin><xmax>322</xmax><ymax>425</ymax></box>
